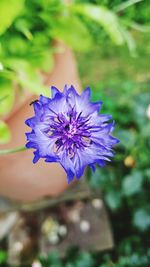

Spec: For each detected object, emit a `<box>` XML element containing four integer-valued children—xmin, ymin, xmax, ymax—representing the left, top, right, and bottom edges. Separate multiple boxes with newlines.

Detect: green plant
<box><xmin>0</xmin><ymin>0</ymin><xmax>149</xmax><ymax>144</ymax></box>
<box><xmin>88</xmin><ymin>80</ymin><xmax>150</xmax><ymax>266</ymax></box>
<box><xmin>0</xmin><ymin>250</ymin><xmax>7</xmax><ymax>265</ymax></box>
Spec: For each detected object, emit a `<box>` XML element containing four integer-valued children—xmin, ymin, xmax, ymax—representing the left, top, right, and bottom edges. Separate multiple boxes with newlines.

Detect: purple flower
<box><xmin>25</xmin><ymin>85</ymin><xmax>119</xmax><ymax>183</ymax></box>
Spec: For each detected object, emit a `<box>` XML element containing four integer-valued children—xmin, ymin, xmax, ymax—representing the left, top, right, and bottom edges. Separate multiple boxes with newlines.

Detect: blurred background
<box><xmin>0</xmin><ymin>0</ymin><xmax>150</xmax><ymax>266</ymax></box>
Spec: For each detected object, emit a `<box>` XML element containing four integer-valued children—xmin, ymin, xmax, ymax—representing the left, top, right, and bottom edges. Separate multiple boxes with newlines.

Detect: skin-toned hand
<box><xmin>0</xmin><ymin>43</ymin><xmax>82</xmax><ymax>202</ymax></box>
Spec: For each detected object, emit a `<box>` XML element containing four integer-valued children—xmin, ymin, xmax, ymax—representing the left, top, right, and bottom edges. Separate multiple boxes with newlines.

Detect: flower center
<box><xmin>48</xmin><ymin>110</ymin><xmax>92</xmax><ymax>158</ymax></box>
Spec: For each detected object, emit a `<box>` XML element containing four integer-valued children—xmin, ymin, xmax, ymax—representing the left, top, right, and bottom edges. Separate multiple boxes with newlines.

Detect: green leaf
<box><xmin>14</xmin><ymin>18</ymin><xmax>33</xmax><ymax>40</ymax></box>
<box><xmin>132</xmin><ymin>92</ymin><xmax>150</xmax><ymax>128</ymax></box>
<box><xmin>41</xmin><ymin>50</ymin><xmax>54</xmax><ymax>73</ymax></box>
<box><xmin>119</xmin><ymin>25</ymin><xmax>137</xmax><ymax>56</ymax></box>
<box><xmin>47</xmin><ymin>251</ymin><xmax>62</xmax><ymax>267</ymax></box>
<box><xmin>122</xmin><ymin>171</ymin><xmax>143</xmax><ymax>196</ymax></box>
<box><xmin>128</xmin><ymin>21</ymin><xmax>150</xmax><ymax>33</ymax></box>
<box><xmin>0</xmin><ymin>78</ymin><xmax>14</xmax><ymax>116</ymax></box>
<box><xmin>30</xmin><ymin>49</ymin><xmax>54</xmax><ymax>73</ymax></box>
<box><xmin>5</xmin><ymin>59</ymin><xmax>50</xmax><ymax>97</ymax></box>
<box><xmin>133</xmin><ymin>209</ymin><xmax>150</xmax><ymax>231</ymax></box>
<box><xmin>116</xmin><ymin>130</ymin><xmax>136</xmax><ymax>150</ymax></box>
<box><xmin>0</xmin><ymin>0</ymin><xmax>24</xmax><ymax>35</ymax></box>
<box><xmin>0</xmin><ymin>62</ymin><xmax>4</xmax><ymax>71</ymax></box>
<box><xmin>105</xmin><ymin>191</ymin><xmax>122</xmax><ymax>210</ymax></box>
<box><xmin>144</xmin><ymin>169</ymin><xmax>150</xmax><ymax>181</ymax></box>
<box><xmin>75</xmin><ymin>252</ymin><xmax>94</xmax><ymax>267</ymax></box>
<box><xmin>0</xmin><ymin>95</ymin><xmax>9</xmax><ymax>103</ymax></box>
<box><xmin>0</xmin><ymin>250</ymin><xmax>7</xmax><ymax>264</ymax></box>
<box><xmin>89</xmin><ymin>168</ymin><xmax>109</xmax><ymax>189</ymax></box>
<box><xmin>6</xmin><ymin>36</ymin><xmax>28</xmax><ymax>56</ymax></box>
<box><xmin>65</xmin><ymin>263</ymin><xmax>74</xmax><ymax>267</ymax></box>
<box><xmin>73</xmin><ymin>4</ymin><xmax>125</xmax><ymax>45</ymax></box>
<box><xmin>0</xmin><ymin>120</ymin><xmax>11</xmax><ymax>144</ymax></box>
<box><xmin>51</xmin><ymin>15</ymin><xmax>93</xmax><ymax>51</ymax></box>
<box><xmin>114</xmin><ymin>0</ymin><xmax>143</xmax><ymax>13</ymax></box>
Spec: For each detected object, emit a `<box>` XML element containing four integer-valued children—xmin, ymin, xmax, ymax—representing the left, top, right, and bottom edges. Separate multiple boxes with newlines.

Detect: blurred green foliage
<box><xmin>0</xmin><ymin>0</ymin><xmax>25</xmax><ymax>35</ymax></box>
<box><xmin>77</xmin><ymin>30</ymin><xmax>149</xmax><ymax>265</ymax></box>
<box><xmin>0</xmin><ymin>120</ymin><xmax>11</xmax><ymax>144</ymax></box>
<box><xmin>89</xmin><ymin>79</ymin><xmax>150</xmax><ymax>220</ymax></box>
<box><xmin>0</xmin><ymin>0</ymin><xmax>149</xmax><ymax>143</ymax></box>
<box><xmin>0</xmin><ymin>250</ymin><xmax>7</xmax><ymax>265</ymax></box>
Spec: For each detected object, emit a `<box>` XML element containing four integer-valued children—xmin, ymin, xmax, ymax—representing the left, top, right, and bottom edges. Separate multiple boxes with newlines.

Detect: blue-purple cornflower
<box><xmin>25</xmin><ymin>85</ymin><xmax>119</xmax><ymax>183</ymax></box>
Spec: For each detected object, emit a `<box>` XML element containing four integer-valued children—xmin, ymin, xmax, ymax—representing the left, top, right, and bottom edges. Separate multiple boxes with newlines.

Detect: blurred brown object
<box><xmin>0</xmin><ymin>42</ymin><xmax>81</xmax><ymax>202</ymax></box>
<box><xmin>40</xmin><ymin>199</ymin><xmax>113</xmax><ymax>255</ymax></box>
<box><xmin>1</xmin><ymin>180</ymin><xmax>114</xmax><ymax>265</ymax></box>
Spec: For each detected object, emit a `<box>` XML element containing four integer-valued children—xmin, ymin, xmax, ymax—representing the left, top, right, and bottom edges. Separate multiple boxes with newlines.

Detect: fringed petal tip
<box><xmin>51</xmin><ymin>86</ymin><xmax>61</xmax><ymax>98</ymax></box>
<box><xmin>33</xmin><ymin>151</ymin><xmax>40</xmax><ymax>164</ymax></box>
<box><xmin>67</xmin><ymin>171</ymin><xmax>75</xmax><ymax>184</ymax></box>
<box><xmin>39</xmin><ymin>95</ymin><xmax>50</xmax><ymax>104</ymax></box>
<box><xmin>89</xmin><ymin>164</ymin><xmax>96</xmax><ymax>172</ymax></box>
<box><xmin>25</xmin><ymin>141</ymin><xmax>37</xmax><ymax>149</ymax></box>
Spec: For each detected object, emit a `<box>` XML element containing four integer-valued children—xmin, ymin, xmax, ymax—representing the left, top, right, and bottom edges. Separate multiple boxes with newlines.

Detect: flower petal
<box><xmin>25</xmin><ymin>85</ymin><xmax>119</xmax><ymax>183</ymax></box>
<box><xmin>51</xmin><ymin>86</ymin><xmax>61</xmax><ymax>98</ymax></box>
<box><xmin>60</xmin><ymin>151</ymin><xmax>75</xmax><ymax>183</ymax></box>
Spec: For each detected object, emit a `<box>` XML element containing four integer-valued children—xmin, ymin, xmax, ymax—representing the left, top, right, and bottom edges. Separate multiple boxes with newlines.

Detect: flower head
<box><xmin>25</xmin><ymin>85</ymin><xmax>119</xmax><ymax>183</ymax></box>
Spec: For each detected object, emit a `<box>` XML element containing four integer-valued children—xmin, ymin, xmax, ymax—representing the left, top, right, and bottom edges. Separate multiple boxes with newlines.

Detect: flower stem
<box><xmin>0</xmin><ymin>146</ymin><xmax>27</xmax><ymax>155</ymax></box>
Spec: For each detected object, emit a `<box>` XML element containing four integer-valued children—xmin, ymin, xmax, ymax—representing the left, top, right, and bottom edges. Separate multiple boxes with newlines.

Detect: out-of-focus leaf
<box><xmin>116</xmin><ymin>130</ymin><xmax>136</xmax><ymax>149</ymax></box>
<box><xmin>122</xmin><ymin>171</ymin><xmax>143</xmax><ymax>196</ymax></box>
<box><xmin>133</xmin><ymin>209</ymin><xmax>150</xmax><ymax>231</ymax></box>
<box><xmin>119</xmin><ymin>26</ymin><xmax>137</xmax><ymax>56</ymax></box>
<box><xmin>6</xmin><ymin>36</ymin><xmax>28</xmax><ymax>56</ymax></box>
<box><xmin>144</xmin><ymin>169</ymin><xmax>150</xmax><ymax>181</ymax></box>
<box><xmin>132</xmin><ymin>92</ymin><xmax>150</xmax><ymax>127</ymax></box>
<box><xmin>105</xmin><ymin>191</ymin><xmax>122</xmax><ymax>210</ymax></box>
<box><xmin>31</xmin><ymin>49</ymin><xmax>54</xmax><ymax>73</ymax></box>
<box><xmin>51</xmin><ymin>15</ymin><xmax>93</xmax><ymax>51</ymax></box>
<box><xmin>19</xmin><ymin>73</ymin><xmax>50</xmax><ymax>97</ymax></box>
<box><xmin>5</xmin><ymin>59</ymin><xmax>50</xmax><ymax>97</ymax></box>
<box><xmin>141</xmin><ymin>124</ymin><xmax>150</xmax><ymax>138</ymax></box>
<box><xmin>14</xmin><ymin>18</ymin><xmax>33</xmax><ymax>40</ymax></box>
<box><xmin>0</xmin><ymin>0</ymin><xmax>24</xmax><ymax>35</ymax></box>
<box><xmin>75</xmin><ymin>252</ymin><xmax>94</xmax><ymax>267</ymax></box>
<box><xmin>0</xmin><ymin>120</ymin><xmax>11</xmax><ymax>144</ymax></box>
<box><xmin>0</xmin><ymin>62</ymin><xmax>4</xmax><ymax>71</ymax></box>
<box><xmin>129</xmin><ymin>21</ymin><xmax>150</xmax><ymax>33</ymax></box>
<box><xmin>114</xmin><ymin>0</ymin><xmax>142</xmax><ymax>13</ymax></box>
<box><xmin>89</xmin><ymin>167</ymin><xmax>113</xmax><ymax>189</ymax></box>
<box><xmin>72</xmin><ymin>4</ymin><xmax>125</xmax><ymax>45</ymax></box>
<box><xmin>0</xmin><ymin>78</ymin><xmax>14</xmax><ymax>116</ymax></box>
<box><xmin>0</xmin><ymin>250</ymin><xmax>7</xmax><ymax>264</ymax></box>
<box><xmin>66</xmin><ymin>263</ymin><xmax>74</xmax><ymax>267</ymax></box>
<box><xmin>0</xmin><ymin>95</ymin><xmax>8</xmax><ymax>103</ymax></box>
<box><xmin>42</xmin><ymin>251</ymin><xmax>62</xmax><ymax>267</ymax></box>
